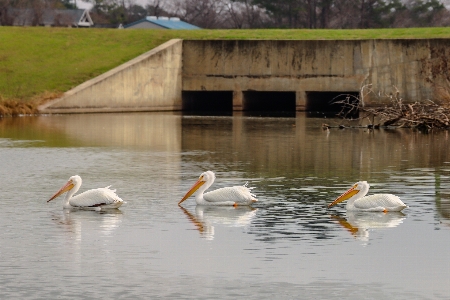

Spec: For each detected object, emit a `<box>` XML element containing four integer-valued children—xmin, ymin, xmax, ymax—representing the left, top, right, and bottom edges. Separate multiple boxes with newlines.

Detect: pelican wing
<box><xmin>69</xmin><ymin>186</ymin><xmax>123</xmax><ymax>208</ymax></box>
<box><xmin>353</xmin><ymin>194</ymin><xmax>406</xmax><ymax>211</ymax></box>
<box><xmin>204</xmin><ymin>185</ymin><xmax>257</xmax><ymax>205</ymax></box>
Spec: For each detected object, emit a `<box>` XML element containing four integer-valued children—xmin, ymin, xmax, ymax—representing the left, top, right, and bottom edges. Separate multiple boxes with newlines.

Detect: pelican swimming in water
<box><xmin>328</xmin><ymin>181</ymin><xmax>407</xmax><ymax>212</ymax></box>
<box><xmin>47</xmin><ymin>175</ymin><xmax>124</xmax><ymax>210</ymax></box>
<box><xmin>178</xmin><ymin>171</ymin><xmax>257</xmax><ymax>206</ymax></box>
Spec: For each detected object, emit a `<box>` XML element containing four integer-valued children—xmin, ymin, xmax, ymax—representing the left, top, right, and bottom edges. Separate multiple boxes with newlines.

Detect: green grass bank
<box><xmin>2</xmin><ymin>26</ymin><xmax>450</xmax><ymax>115</ymax></box>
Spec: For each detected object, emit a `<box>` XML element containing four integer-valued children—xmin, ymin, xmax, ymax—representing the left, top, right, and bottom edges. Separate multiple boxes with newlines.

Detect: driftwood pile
<box><xmin>326</xmin><ymin>87</ymin><xmax>450</xmax><ymax>132</ymax></box>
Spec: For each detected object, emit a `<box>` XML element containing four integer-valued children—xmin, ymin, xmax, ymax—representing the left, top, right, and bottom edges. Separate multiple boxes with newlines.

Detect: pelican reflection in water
<box><xmin>51</xmin><ymin>209</ymin><xmax>124</xmax><ymax>236</ymax></box>
<box><xmin>331</xmin><ymin>211</ymin><xmax>406</xmax><ymax>243</ymax></box>
<box><xmin>49</xmin><ymin>209</ymin><xmax>123</xmax><ymax>265</ymax></box>
<box><xmin>179</xmin><ymin>205</ymin><xmax>258</xmax><ymax>240</ymax></box>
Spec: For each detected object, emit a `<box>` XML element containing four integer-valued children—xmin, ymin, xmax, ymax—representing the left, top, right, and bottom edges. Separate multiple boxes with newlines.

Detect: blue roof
<box><xmin>124</xmin><ymin>16</ymin><xmax>201</xmax><ymax>30</ymax></box>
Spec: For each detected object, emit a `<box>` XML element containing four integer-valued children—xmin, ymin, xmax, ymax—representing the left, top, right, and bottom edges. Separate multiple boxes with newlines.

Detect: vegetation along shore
<box><xmin>2</xmin><ymin>26</ymin><xmax>450</xmax><ymax>117</ymax></box>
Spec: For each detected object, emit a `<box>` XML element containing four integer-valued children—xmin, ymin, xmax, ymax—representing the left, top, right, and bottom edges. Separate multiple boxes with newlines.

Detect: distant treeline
<box><xmin>2</xmin><ymin>0</ymin><xmax>450</xmax><ymax>29</ymax></box>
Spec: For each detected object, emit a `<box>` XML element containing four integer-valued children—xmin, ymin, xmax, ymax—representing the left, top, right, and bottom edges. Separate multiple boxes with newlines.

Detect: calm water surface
<box><xmin>0</xmin><ymin>112</ymin><xmax>449</xmax><ymax>299</ymax></box>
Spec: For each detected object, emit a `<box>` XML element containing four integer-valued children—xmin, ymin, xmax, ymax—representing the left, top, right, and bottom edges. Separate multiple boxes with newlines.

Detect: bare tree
<box><xmin>59</xmin><ymin>0</ymin><xmax>450</xmax><ymax>28</ymax></box>
<box><xmin>328</xmin><ymin>0</ymin><xmax>357</xmax><ymax>28</ymax></box>
<box><xmin>225</xmin><ymin>0</ymin><xmax>246</xmax><ymax>28</ymax></box>
<box><xmin>223</xmin><ymin>0</ymin><xmax>268</xmax><ymax>28</ymax></box>
<box><xmin>0</xmin><ymin>0</ymin><xmax>15</xmax><ymax>25</ymax></box>
<box><xmin>170</xmin><ymin>0</ymin><xmax>227</xmax><ymax>28</ymax></box>
<box><xmin>319</xmin><ymin>0</ymin><xmax>332</xmax><ymax>28</ymax></box>
<box><xmin>144</xmin><ymin>0</ymin><xmax>167</xmax><ymax>16</ymax></box>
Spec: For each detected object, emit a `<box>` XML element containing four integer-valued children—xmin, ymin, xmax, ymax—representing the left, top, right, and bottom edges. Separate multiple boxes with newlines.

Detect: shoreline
<box><xmin>0</xmin><ymin>92</ymin><xmax>62</xmax><ymax>117</ymax></box>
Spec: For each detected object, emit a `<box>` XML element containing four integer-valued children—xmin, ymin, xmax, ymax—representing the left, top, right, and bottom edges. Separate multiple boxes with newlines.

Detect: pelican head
<box><xmin>328</xmin><ymin>181</ymin><xmax>369</xmax><ymax>208</ymax></box>
<box><xmin>47</xmin><ymin>175</ymin><xmax>82</xmax><ymax>202</ymax></box>
<box><xmin>178</xmin><ymin>171</ymin><xmax>215</xmax><ymax>205</ymax></box>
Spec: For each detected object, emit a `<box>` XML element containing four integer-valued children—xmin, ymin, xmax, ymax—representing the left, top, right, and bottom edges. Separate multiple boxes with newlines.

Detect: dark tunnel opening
<box><xmin>306</xmin><ymin>91</ymin><xmax>360</xmax><ymax>118</ymax></box>
<box><xmin>182</xmin><ymin>91</ymin><xmax>233</xmax><ymax>116</ymax></box>
<box><xmin>243</xmin><ymin>91</ymin><xmax>296</xmax><ymax>117</ymax></box>
<box><xmin>182</xmin><ymin>90</ymin><xmax>360</xmax><ymax>118</ymax></box>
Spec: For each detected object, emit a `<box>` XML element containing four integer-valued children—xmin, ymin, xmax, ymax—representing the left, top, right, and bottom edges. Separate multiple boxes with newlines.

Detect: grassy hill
<box><xmin>2</xmin><ymin>26</ymin><xmax>450</xmax><ymax>115</ymax></box>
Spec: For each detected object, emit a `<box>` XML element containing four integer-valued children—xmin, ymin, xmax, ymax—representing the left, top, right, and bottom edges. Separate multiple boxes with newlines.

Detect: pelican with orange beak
<box><xmin>328</xmin><ymin>181</ymin><xmax>407</xmax><ymax>212</ymax></box>
<box><xmin>178</xmin><ymin>171</ymin><xmax>258</xmax><ymax>206</ymax></box>
<box><xmin>47</xmin><ymin>175</ymin><xmax>124</xmax><ymax>210</ymax></box>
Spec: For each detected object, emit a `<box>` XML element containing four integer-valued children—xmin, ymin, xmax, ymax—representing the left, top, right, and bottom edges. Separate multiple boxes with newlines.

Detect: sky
<box><xmin>75</xmin><ymin>0</ymin><xmax>92</xmax><ymax>9</ymax></box>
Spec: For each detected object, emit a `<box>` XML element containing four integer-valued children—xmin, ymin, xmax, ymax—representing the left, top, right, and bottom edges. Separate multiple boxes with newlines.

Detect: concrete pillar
<box><xmin>296</xmin><ymin>91</ymin><xmax>307</xmax><ymax>111</ymax></box>
<box><xmin>233</xmin><ymin>90</ymin><xmax>244</xmax><ymax>111</ymax></box>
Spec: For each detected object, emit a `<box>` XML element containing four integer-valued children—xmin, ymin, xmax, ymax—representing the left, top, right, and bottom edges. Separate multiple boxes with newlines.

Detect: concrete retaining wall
<box><xmin>39</xmin><ymin>38</ymin><xmax>450</xmax><ymax>113</ymax></box>
<box><xmin>183</xmin><ymin>39</ymin><xmax>450</xmax><ymax>110</ymax></box>
<box><xmin>39</xmin><ymin>39</ymin><xmax>183</xmax><ymax>113</ymax></box>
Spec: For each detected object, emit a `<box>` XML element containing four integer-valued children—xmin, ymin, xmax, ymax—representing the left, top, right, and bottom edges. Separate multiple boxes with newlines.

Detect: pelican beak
<box><xmin>178</xmin><ymin>179</ymin><xmax>205</xmax><ymax>205</ymax></box>
<box><xmin>328</xmin><ymin>184</ymin><xmax>359</xmax><ymax>208</ymax></box>
<box><xmin>47</xmin><ymin>180</ymin><xmax>74</xmax><ymax>202</ymax></box>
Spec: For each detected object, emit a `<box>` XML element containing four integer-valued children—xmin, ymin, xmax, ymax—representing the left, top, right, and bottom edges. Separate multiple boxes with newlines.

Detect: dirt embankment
<box><xmin>0</xmin><ymin>92</ymin><xmax>62</xmax><ymax>117</ymax></box>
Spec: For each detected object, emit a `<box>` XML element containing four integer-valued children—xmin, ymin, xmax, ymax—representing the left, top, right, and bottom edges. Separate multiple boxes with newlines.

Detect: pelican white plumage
<box><xmin>178</xmin><ymin>171</ymin><xmax>257</xmax><ymax>206</ymax></box>
<box><xmin>47</xmin><ymin>175</ymin><xmax>124</xmax><ymax>210</ymax></box>
<box><xmin>328</xmin><ymin>181</ymin><xmax>407</xmax><ymax>212</ymax></box>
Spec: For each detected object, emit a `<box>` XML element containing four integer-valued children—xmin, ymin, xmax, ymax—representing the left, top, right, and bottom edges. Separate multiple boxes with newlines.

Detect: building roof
<box><xmin>124</xmin><ymin>16</ymin><xmax>201</xmax><ymax>30</ymax></box>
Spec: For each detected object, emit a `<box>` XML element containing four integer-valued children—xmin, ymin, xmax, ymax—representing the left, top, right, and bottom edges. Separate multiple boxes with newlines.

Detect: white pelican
<box><xmin>328</xmin><ymin>181</ymin><xmax>407</xmax><ymax>212</ymax></box>
<box><xmin>47</xmin><ymin>175</ymin><xmax>124</xmax><ymax>210</ymax></box>
<box><xmin>178</xmin><ymin>171</ymin><xmax>258</xmax><ymax>206</ymax></box>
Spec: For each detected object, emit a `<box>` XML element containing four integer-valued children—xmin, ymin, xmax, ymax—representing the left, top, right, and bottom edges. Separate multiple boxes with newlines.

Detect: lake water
<box><xmin>0</xmin><ymin>112</ymin><xmax>449</xmax><ymax>299</ymax></box>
